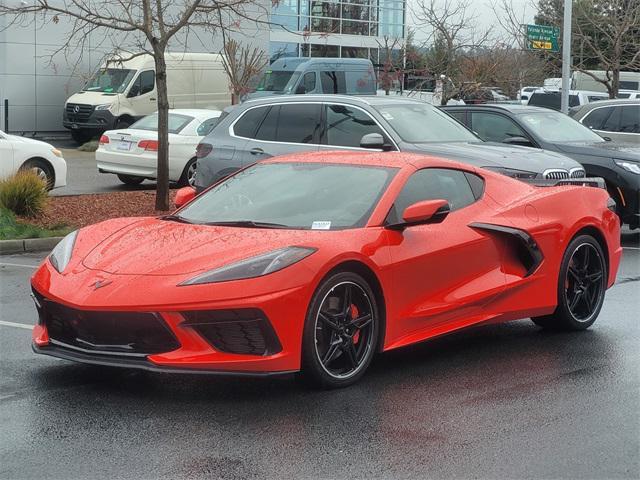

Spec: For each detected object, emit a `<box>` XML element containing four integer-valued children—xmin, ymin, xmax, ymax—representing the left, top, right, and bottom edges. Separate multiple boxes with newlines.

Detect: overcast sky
<box><xmin>406</xmin><ymin>0</ymin><xmax>538</xmax><ymax>44</ymax></box>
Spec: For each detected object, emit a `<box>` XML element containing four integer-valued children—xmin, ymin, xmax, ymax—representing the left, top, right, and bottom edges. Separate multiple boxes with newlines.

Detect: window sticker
<box><xmin>311</xmin><ymin>221</ymin><xmax>331</xmax><ymax>230</ymax></box>
<box><xmin>380</xmin><ymin>111</ymin><xmax>394</xmax><ymax>120</ymax></box>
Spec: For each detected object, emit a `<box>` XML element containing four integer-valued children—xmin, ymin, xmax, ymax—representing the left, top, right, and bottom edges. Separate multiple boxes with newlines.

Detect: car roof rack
<box><xmin>524</xmin><ymin>177</ymin><xmax>606</xmax><ymax>189</ymax></box>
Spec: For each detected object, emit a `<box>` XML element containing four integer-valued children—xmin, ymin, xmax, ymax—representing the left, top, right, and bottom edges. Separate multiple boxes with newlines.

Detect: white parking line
<box><xmin>0</xmin><ymin>320</ymin><xmax>33</xmax><ymax>330</ymax></box>
<box><xmin>0</xmin><ymin>262</ymin><xmax>38</xmax><ymax>269</ymax></box>
<box><xmin>623</xmin><ymin>246</ymin><xmax>640</xmax><ymax>250</ymax></box>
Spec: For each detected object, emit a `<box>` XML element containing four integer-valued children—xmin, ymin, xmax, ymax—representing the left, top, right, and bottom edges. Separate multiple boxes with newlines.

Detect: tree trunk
<box><xmin>153</xmin><ymin>45</ymin><xmax>170</xmax><ymax>211</ymax></box>
<box><xmin>611</xmin><ymin>69</ymin><xmax>620</xmax><ymax>99</ymax></box>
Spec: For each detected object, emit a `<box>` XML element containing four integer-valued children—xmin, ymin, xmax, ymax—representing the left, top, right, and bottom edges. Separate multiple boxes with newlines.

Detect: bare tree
<box><xmin>376</xmin><ymin>35</ymin><xmax>405</xmax><ymax>95</ymax></box>
<box><xmin>0</xmin><ymin>0</ymin><xmax>266</xmax><ymax>210</ymax></box>
<box><xmin>412</xmin><ymin>0</ymin><xmax>494</xmax><ymax>104</ymax></box>
<box><xmin>221</xmin><ymin>38</ymin><xmax>268</xmax><ymax>104</ymax></box>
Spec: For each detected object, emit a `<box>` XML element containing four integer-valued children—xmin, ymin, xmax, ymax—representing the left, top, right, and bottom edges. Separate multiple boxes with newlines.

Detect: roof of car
<box><xmin>573</xmin><ymin>98</ymin><xmax>640</xmax><ymax>109</ymax></box>
<box><xmin>241</xmin><ymin>94</ymin><xmax>429</xmax><ymax>108</ymax></box>
<box><xmin>261</xmin><ymin>150</ymin><xmax>478</xmax><ymax>171</ymax></box>
<box><xmin>441</xmin><ymin>103</ymin><xmax>547</xmax><ymax>114</ymax></box>
<box><xmin>166</xmin><ymin>108</ymin><xmax>222</xmax><ymax>119</ymax></box>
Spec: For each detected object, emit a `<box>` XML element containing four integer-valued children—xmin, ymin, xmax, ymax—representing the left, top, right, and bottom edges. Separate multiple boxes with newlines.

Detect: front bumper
<box><xmin>63</xmin><ymin>105</ymin><xmax>117</xmax><ymax>132</ymax></box>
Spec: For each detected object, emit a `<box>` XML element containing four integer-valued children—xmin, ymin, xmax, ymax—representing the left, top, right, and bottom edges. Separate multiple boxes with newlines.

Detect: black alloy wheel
<box><xmin>302</xmin><ymin>272</ymin><xmax>379</xmax><ymax>388</ymax></box>
<box><xmin>532</xmin><ymin>234</ymin><xmax>607</xmax><ymax>330</ymax></box>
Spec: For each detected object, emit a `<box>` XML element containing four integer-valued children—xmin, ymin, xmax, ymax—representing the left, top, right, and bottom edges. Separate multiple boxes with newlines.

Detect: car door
<box><xmin>319</xmin><ymin>103</ymin><xmax>396</xmax><ymax>151</ymax></box>
<box><xmin>384</xmin><ymin>168</ymin><xmax>506</xmax><ymax>347</ymax></box>
<box><xmin>126</xmin><ymin>70</ymin><xmax>156</xmax><ymax>116</ymax></box>
<box><xmin>233</xmin><ymin>103</ymin><xmax>322</xmax><ymax>167</ymax></box>
<box><xmin>0</xmin><ymin>133</ymin><xmax>15</xmax><ymax>178</ymax></box>
<box><xmin>590</xmin><ymin>105</ymin><xmax>640</xmax><ymax>144</ymax></box>
<box><xmin>469</xmin><ymin>111</ymin><xmax>533</xmax><ymax>145</ymax></box>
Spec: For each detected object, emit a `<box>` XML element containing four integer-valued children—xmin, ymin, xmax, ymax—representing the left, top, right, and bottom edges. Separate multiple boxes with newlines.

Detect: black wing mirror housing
<box><xmin>502</xmin><ymin>136</ymin><xmax>533</xmax><ymax>147</ymax></box>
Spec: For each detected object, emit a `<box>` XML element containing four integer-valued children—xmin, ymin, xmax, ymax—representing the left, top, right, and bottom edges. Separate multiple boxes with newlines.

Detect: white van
<box><xmin>572</xmin><ymin>70</ymin><xmax>640</xmax><ymax>93</ymax></box>
<box><xmin>63</xmin><ymin>52</ymin><xmax>230</xmax><ymax>143</ymax></box>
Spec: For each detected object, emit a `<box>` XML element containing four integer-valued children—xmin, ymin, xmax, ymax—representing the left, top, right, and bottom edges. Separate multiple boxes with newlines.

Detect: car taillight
<box><xmin>139</xmin><ymin>140</ymin><xmax>158</xmax><ymax>151</ymax></box>
<box><xmin>196</xmin><ymin>143</ymin><xmax>213</xmax><ymax>158</ymax></box>
<box><xmin>99</xmin><ymin>135</ymin><xmax>109</xmax><ymax>144</ymax></box>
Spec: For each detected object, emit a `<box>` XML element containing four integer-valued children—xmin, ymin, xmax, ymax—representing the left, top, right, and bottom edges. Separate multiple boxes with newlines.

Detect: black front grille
<box><xmin>32</xmin><ymin>290</ymin><xmax>179</xmax><ymax>355</ymax></box>
<box><xmin>544</xmin><ymin>170</ymin><xmax>570</xmax><ymax>180</ymax></box>
<box><xmin>181</xmin><ymin>309</ymin><xmax>282</xmax><ymax>356</ymax></box>
<box><xmin>570</xmin><ymin>169</ymin><xmax>586</xmax><ymax>178</ymax></box>
<box><xmin>65</xmin><ymin>103</ymin><xmax>94</xmax><ymax>122</ymax></box>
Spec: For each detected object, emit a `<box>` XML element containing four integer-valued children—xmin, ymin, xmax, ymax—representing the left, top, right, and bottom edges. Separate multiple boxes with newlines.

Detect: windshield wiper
<box><xmin>160</xmin><ymin>214</ymin><xmax>195</xmax><ymax>224</ymax></box>
<box><xmin>204</xmin><ymin>220</ymin><xmax>289</xmax><ymax>229</ymax></box>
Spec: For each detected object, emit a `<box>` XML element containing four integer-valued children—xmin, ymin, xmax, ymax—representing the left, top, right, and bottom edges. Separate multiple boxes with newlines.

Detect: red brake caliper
<box><xmin>350</xmin><ymin>304</ymin><xmax>360</xmax><ymax>344</ymax></box>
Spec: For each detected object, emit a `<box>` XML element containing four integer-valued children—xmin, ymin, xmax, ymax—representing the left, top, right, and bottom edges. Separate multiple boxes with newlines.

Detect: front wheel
<box><xmin>178</xmin><ymin>158</ymin><xmax>197</xmax><ymax>187</ymax></box>
<box><xmin>21</xmin><ymin>159</ymin><xmax>54</xmax><ymax>190</ymax></box>
<box><xmin>532</xmin><ymin>234</ymin><xmax>607</xmax><ymax>330</ymax></box>
<box><xmin>117</xmin><ymin>174</ymin><xmax>145</xmax><ymax>185</ymax></box>
<box><xmin>302</xmin><ymin>272</ymin><xmax>379</xmax><ymax>388</ymax></box>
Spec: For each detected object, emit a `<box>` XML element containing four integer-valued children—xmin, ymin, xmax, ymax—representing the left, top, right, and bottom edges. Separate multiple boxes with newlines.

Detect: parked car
<box><xmin>616</xmin><ymin>90</ymin><xmax>640</xmax><ymax>100</ymax></box>
<box><xmin>195</xmin><ymin>96</ymin><xmax>585</xmax><ymax>192</ymax></box>
<box><xmin>64</xmin><ymin>53</ymin><xmax>229</xmax><ymax>144</ymax></box>
<box><xmin>96</xmin><ymin>109</ymin><xmax>222</xmax><ymax>186</ymax></box>
<box><xmin>518</xmin><ymin>86</ymin><xmax>540</xmax><ymax>104</ymax></box>
<box><xmin>570</xmin><ymin>99</ymin><xmax>640</xmax><ymax>144</ymax></box>
<box><xmin>441</xmin><ymin>103</ymin><xmax>640</xmax><ymax>229</ymax></box>
<box><xmin>31</xmin><ymin>151</ymin><xmax>621</xmax><ymax>387</ymax></box>
<box><xmin>245</xmin><ymin>57</ymin><xmax>377</xmax><ymax>101</ymax></box>
<box><xmin>0</xmin><ymin>130</ymin><xmax>67</xmax><ymax>190</ymax></box>
<box><xmin>527</xmin><ymin>89</ymin><xmax>609</xmax><ymax>111</ymax></box>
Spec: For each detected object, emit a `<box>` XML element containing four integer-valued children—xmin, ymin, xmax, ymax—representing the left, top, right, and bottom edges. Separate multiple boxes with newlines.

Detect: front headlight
<box><xmin>615</xmin><ymin>159</ymin><xmax>640</xmax><ymax>175</ymax></box>
<box><xmin>51</xmin><ymin>148</ymin><xmax>63</xmax><ymax>158</ymax></box>
<box><xmin>49</xmin><ymin>230</ymin><xmax>78</xmax><ymax>273</ymax></box>
<box><xmin>179</xmin><ymin>246</ymin><xmax>317</xmax><ymax>286</ymax></box>
<box><xmin>94</xmin><ymin>104</ymin><xmax>113</xmax><ymax>111</ymax></box>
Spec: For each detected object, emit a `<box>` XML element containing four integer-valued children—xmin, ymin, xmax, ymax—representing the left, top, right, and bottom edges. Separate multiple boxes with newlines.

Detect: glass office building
<box><xmin>269</xmin><ymin>0</ymin><xmax>406</xmax><ymax>63</ymax></box>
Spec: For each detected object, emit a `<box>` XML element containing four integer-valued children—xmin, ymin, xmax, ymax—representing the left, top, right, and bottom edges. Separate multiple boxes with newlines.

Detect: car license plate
<box><xmin>117</xmin><ymin>141</ymin><xmax>131</xmax><ymax>151</ymax></box>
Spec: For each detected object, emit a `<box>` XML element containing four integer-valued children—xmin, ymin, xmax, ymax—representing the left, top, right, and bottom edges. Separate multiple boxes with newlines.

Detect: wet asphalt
<box><xmin>0</xmin><ymin>232</ymin><xmax>638</xmax><ymax>480</ymax></box>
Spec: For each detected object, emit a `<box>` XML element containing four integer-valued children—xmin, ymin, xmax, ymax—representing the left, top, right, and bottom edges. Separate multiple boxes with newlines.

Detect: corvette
<box><xmin>31</xmin><ymin>151</ymin><xmax>621</xmax><ymax>388</ymax></box>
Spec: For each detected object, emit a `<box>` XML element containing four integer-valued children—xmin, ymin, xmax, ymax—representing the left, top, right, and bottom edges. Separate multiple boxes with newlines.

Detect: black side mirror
<box><xmin>295</xmin><ymin>84</ymin><xmax>306</xmax><ymax>94</ymax></box>
<box><xmin>128</xmin><ymin>84</ymin><xmax>140</xmax><ymax>97</ymax></box>
<box><xmin>502</xmin><ymin>136</ymin><xmax>532</xmax><ymax>147</ymax></box>
<box><xmin>360</xmin><ymin>133</ymin><xmax>393</xmax><ymax>151</ymax></box>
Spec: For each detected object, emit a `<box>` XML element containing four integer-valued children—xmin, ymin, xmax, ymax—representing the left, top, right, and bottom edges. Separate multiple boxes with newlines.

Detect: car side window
<box><xmin>233</xmin><ymin>106</ymin><xmax>270</xmax><ymax>138</ymax></box>
<box><xmin>447</xmin><ymin>110</ymin><xmax>467</xmax><ymax>126</ymax></box>
<box><xmin>619</xmin><ymin>106</ymin><xmax>640</xmax><ymax>133</ymax></box>
<box><xmin>273</xmin><ymin>104</ymin><xmax>321</xmax><ymax>144</ymax></box>
<box><xmin>324</xmin><ymin>104</ymin><xmax>386</xmax><ymax>148</ymax></box>
<box><xmin>255</xmin><ymin>105</ymin><xmax>279</xmax><ymax>141</ymax></box>
<box><xmin>582</xmin><ymin>107</ymin><xmax>612</xmax><ymax>130</ymax></box>
<box><xmin>470</xmin><ymin>112</ymin><xmax>527</xmax><ymax>143</ymax></box>
<box><xmin>139</xmin><ymin>70</ymin><xmax>155</xmax><ymax>95</ymax></box>
<box><xmin>386</xmin><ymin>168</ymin><xmax>481</xmax><ymax>224</ymax></box>
<box><xmin>601</xmin><ymin>106</ymin><xmax>622</xmax><ymax>132</ymax></box>
<box><xmin>302</xmin><ymin>72</ymin><xmax>316</xmax><ymax>93</ymax></box>
<box><xmin>196</xmin><ymin>117</ymin><xmax>221</xmax><ymax>136</ymax></box>
<box><xmin>321</xmin><ymin>71</ymin><xmax>346</xmax><ymax>93</ymax></box>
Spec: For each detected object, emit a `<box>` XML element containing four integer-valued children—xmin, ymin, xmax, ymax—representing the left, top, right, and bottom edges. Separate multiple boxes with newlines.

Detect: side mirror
<box><xmin>502</xmin><ymin>136</ymin><xmax>533</xmax><ymax>147</ymax></box>
<box><xmin>388</xmin><ymin>199</ymin><xmax>450</xmax><ymax>230</ymax></box>
<box><xmin>175</xmin><ymin>186</ymin><xmax>196</xmax><ymax>208</ymax></box>
<box><xmin>360</xmin><ymin>133</ymin><xmax>393</xmax><ymax>151</ymax></box>
<box><xmin>127</xmin><ymin>84</ymin><xmax>140</xmax><ymax>98</ymax></box>
<box><xmin>295</xmin><ymin>84</ymin><xmax>306</xmax><ymax>94</ymax></box>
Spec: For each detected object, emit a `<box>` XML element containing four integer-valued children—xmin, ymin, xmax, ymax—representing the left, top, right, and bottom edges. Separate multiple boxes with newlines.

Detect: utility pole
<box><xmin>560</xmin><ymin>0</ymin><xmax>572</xmax><ymax>114</ymax></box>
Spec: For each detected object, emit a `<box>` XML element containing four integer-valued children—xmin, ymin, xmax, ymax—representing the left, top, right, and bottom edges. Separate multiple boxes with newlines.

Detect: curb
<box><xmin>0</xmin><ymin>237</ymin><xmax>63</xmax><ymax>255</ymax></box>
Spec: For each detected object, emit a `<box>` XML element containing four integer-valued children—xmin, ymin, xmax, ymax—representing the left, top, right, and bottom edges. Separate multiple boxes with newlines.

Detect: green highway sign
<box><xmin>526</xmin><ymin>24</ymin><xmax>560</xmax><ymax>52</ymax></box>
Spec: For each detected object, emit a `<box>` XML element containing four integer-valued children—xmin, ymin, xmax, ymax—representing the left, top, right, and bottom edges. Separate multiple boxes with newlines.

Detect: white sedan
<box><xmin>0</xmin><ymin>130</ymin><xmax>67</xmax><ymax>190</ymax></box>
<box><xmin>96</xmin><ymin>109</ymin><xmax>222</xmax><ymax>186</ymax></box>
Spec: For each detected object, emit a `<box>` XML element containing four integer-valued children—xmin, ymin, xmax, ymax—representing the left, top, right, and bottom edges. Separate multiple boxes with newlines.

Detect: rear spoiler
<box><xmin>524</xmin><ymin>177</ymin><xmax>606</xmax><ymax>190</ymax></box>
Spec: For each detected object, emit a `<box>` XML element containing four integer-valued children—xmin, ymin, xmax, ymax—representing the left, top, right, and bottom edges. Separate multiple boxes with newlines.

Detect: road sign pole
<box><xmin>561</xmin><ymin>0</ymin><xmax>573</xmax><ymax>114</ymax></box>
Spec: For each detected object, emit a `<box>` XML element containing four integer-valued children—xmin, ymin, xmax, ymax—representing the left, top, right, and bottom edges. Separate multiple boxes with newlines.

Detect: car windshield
<box><xmin>83</xmin><ymin>68</ymin><xmax>135</xmax><ymax>93</ymax></box>
<box><xmin>374</xmin><ymin>104</ymin><xmax>480</xmax><ymax>143</ymax></box>
<box><xmin>256</xmin><ymin>70</ymin><xmax>296</xmax><ymax>92</ymax></box>
<box><xmin>177</xmin><ymin>162</ymin><xmax>398</xmax><ymax>229</ymax></box>
<box><xmin>131</xmin><ymin>114</ymin><xmax>194</xmax><ymax>133</ymax></box>
<box><xmin>518</xmin><ymin>111</ymin><xmax>605</xmax><ymax>143</ymax></box>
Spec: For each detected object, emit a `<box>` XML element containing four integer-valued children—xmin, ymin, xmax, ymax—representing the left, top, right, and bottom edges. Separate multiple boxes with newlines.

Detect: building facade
<box><xmin>0</xmin><ymin>0</ymin><xmax>405</xmax><ymax>134</ymax></box>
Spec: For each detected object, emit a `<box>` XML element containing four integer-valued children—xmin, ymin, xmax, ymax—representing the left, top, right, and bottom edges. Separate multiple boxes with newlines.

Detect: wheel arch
<box><xmin>321</xmin><ymin>260</ymin><xmax>387</xmax><ymax>353</ymax></box>
<box><xmin>19</xmin><ymin>157</ymin><xmax>55</xmax><ymax>185</ymax></box>
<box><xmin>570</xmin><ymin>225</ymin><xmax>609</xmax><ymax>275</ymax></box>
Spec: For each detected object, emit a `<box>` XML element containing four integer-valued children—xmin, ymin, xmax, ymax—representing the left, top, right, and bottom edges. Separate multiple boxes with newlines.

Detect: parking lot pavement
<box><xmin>0</xmin><ymin>234</ymin><xmax>638</xmax><ymax>479</ymax></box>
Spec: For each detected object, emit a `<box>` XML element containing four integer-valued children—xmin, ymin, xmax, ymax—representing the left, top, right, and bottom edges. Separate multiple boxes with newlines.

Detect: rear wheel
<box><xmin>21</xmin><ymin>159</ymin><xmax>54</xmax><ymax>190</ymax></box>
<box><xmin>178</xmin><ymin>158</ymin><xmax>197</xmax><ymax>187</ymax></box>
<box><xmin>70</xmin><ymin>130</ymin><xmax>92</xmax><ymax>145</ymax></box>
<box><xmin>532</xmin><ymin>234</ymin><xmax>607</xmax><ymax>330</ymax></box>
<box><xmin>115</xmin><ymin>118</ymin><xmax>132</xmax><ymax>130</ymax></box>
<box><xmin>117</xmin><ymin>174</ymin><xmax>145</xmax><ymax>186</ymax></box>
<box><xmin>302</xmin><ymin>272</ymin><xmax>379</xmax><ymax>388</ymax></box>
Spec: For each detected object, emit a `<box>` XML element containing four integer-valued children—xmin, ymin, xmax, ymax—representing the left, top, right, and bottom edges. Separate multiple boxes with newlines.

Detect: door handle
<box><xmin>250</xmin><ymin>148</ymin><xmax>264</xmax><ymax>155</ymax></box>
<box><xmin>149</xmin><ymin>97</ymin><xmax>156</xmax><ymax>101</ymax></box>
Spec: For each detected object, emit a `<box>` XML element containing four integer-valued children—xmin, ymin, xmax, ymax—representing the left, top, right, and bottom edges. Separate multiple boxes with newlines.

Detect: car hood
<box><xmin>81</xmin><ymin>217</ymin><xmax>323</xmax><ymax>276</ymax></box>
<box><xmin>7</xmin><ymin>134</ymin><xmax>53</xmax><ymax>150</ymax></box>
<box><xmin>553</xmin><ymin>141</ymin><xmax>640</xmax><ymax>162</ymax></box>
<box><xmin>408</xmin><ymin>142</ymin><xmax>581</xmax><ymax>172</ymax></box>
<box><xmin>67</xmin><ymin>90</ymin><xmax>118</xmax><ymax>105</ymax></box>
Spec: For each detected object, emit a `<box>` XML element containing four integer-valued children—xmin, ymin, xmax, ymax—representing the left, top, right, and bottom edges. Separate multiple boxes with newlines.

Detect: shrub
<box><xmin>0</xmin><ymin>170</ymin><xmax>48</xmax><ymax>217</ymax></box>
<box><xmin>78</xmin><ymin>139</ymin><xmax>99</xmax><ymax>152</ymax></box>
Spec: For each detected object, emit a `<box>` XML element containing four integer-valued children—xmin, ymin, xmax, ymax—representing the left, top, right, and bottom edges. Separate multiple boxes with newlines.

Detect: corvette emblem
<box><xmin>91</xmin><ymin>279</ymin><xmax>112</xmax><ymax>290</ymax></box>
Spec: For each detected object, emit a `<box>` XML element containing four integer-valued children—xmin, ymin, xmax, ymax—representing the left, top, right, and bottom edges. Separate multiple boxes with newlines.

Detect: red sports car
<box><xmin>31</xmin><ymin>152</ymin><xmax>622</xmax><ymax>388</ymax></box>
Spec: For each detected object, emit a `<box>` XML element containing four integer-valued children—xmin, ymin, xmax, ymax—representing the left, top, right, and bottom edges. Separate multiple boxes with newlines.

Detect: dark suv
<box><xmin>195</xmin><ymin>95</ymin><xmax>584</xmax><ymax>192</ymax></box>
<box><xmin>442</xmin><ymin>103</ymin><xmax>640</xmax><ymax>228</ymax></box>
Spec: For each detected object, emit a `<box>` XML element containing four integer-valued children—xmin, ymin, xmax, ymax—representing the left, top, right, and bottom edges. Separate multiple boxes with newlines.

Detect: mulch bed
<box><xmin>21</xmin><ymin>191</ymin><xmax>177</xmax><ymax>230</ymax></box>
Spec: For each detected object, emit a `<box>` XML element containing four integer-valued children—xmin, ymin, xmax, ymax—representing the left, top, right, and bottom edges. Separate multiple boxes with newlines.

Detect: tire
<box><xmin>115</xmin><ymin>118</ymin><xmax>132</xmax><ymax>130</ymax></box>
<box><xmin>532</xmin><ymin>234</ymin><xmax>607</xmax><ymax>330</ymax></box>
<box><xmin>117</xmin><ymin>174</ymin><xmax>145</xmax><ymax>186</ymax></box>
<box><xmin>178</xmin><ymin>158</ymin><xmax>197</xmax><ymax>187</ymax></box>
<box><xmin>21</xmin><ymin>159</ymin><xmax>54</xmax><ymax>190</ymax></box>
<box><xmin>70</xmin><ymin>130</ymin><xmax>92</xmax><ymax>145</ymax></box>
<box><xmin>301</xmin><ymin>271</ymin><xmax>380</xmax><ymax>388</ymax></box>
